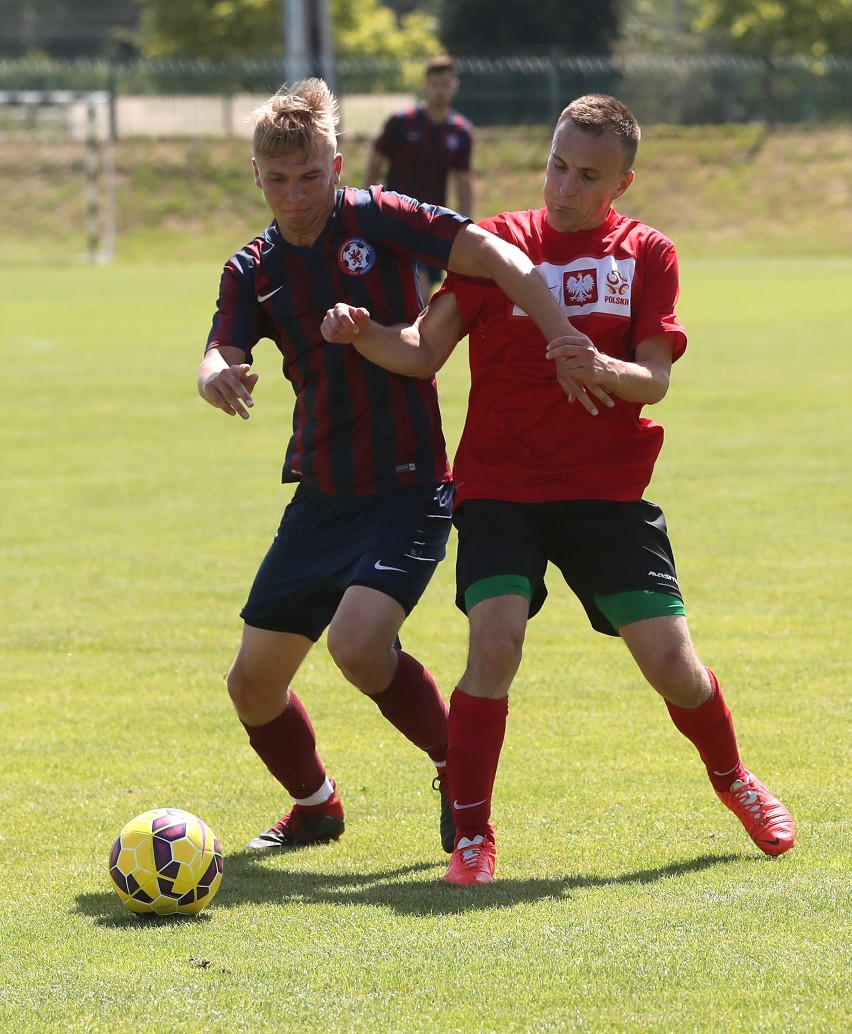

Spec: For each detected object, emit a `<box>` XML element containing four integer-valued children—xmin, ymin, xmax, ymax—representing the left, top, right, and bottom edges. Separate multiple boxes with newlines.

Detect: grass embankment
<box><xmin>1</xmin><ymin>122</ymin><xmax>849</xmax><ymax>263</ymax></box>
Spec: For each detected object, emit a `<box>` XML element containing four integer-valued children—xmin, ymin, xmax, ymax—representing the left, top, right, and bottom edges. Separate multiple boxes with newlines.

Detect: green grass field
<box><xmin>1</xmin><ymin>256</ymin><xmax>850</xmax><ymax>1032</ymax></box>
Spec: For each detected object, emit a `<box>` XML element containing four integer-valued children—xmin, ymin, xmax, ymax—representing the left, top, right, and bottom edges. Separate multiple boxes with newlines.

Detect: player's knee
<box><xmin>226</xmin><ymin>661</ymin><xmax>293</xmax><ymax>724</ymax></box>
<box><xmin>326</xmin><ymin>628</ymin><xmax>373</xmax><ymax>687</ymax></box>
<box><xmin>225</xmin><ymin>661</ymin><xmax>251</xmax><ymax>710</ymax></box>
<box><xmin>225</xmin><ymin>658</ymin><xmax>267</xmax><ymax>713</ymax></box>
<box><xmin>642</xmin><ymin>650</ymin><xmax>707</xmax><ymax>706</ymax></box>
<box><xmin>327</xmin><ymin>645</ymin><xmax>361</xmax><ymax>686</ymax></box>
<box><xmin>469</xmin><ymin>623</ymin><xmax>525</xmax><ymax>683</ymax></box>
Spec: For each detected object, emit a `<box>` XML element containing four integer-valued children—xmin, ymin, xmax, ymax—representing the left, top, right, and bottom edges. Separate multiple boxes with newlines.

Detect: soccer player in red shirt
<box><xmin>365</xmin><ymin>56</ymin><xmax>474</xmax><ymax>299</ymax></box>
<box><xmin>197</xmin><ymin>79</ymin><xmax>591</xmax><ymax>855</ymax></box>
<box><xmin>322</xmin><ymin>94</ymin><xmax>796</xmax><ymax>884</ymax></box>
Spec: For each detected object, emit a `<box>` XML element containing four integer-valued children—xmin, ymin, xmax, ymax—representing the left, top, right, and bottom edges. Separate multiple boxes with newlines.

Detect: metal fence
<box><xmin>0</xmin><ymin>53</ymin><xmax>849</xmax><ymax>135</ymax></box>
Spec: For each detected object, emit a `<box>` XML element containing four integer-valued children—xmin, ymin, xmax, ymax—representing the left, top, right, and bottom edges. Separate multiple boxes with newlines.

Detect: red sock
<box><xmin>241</xmin><ymin>691</ymin><xmax>327</xmax><ymax>799</ymax></box>
<box><xmin>369</xmin><ymin>650</ymin><xmax>449</xmax><ymax>764</ymax></box>
<box><xmin>447</xmin><ymin>687</ymin><xmax>508</xmax><ymax>843</ymax></box>
<box><xmin>665</xmin><ymin>668</ymin><xmax>746</xmax><ymax>791</ymax></box>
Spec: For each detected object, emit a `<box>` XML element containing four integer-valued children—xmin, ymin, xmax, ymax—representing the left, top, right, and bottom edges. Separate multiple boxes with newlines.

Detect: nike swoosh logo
<box><xmin>759</xmin><ymin>838</ymin><xmax>781</xmax><ymax>845</ymax></box>
<box><xmin>374</xmin><ymin>560</ymin><xmax>406</xmax><ymax>572</ymax></box>
<box><xmin>257</xmin><ymin>286</ymin><xmax>283</xmax><ymax>302</ymax></box>
<box><xmin>453</xmin><ymin>799</ymin><xmax>487</xmax><ymax>809</ymax></box>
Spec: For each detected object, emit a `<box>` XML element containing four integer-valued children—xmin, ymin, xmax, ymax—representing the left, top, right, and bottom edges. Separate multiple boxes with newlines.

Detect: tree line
<box><xmin>1</xmin><ymin>0</ymin><xmax>850</xmax><ymax>62</ymax></box>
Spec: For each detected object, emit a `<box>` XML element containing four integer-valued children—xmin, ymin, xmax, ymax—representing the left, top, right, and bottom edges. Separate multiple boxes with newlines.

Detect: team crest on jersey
<box><xmin>338</xmin><ymin>238</ymin><xmax>376</xmax><ymax>276</ymax></box>
<box><xmin>606</xmin><ymin>266</ymin><xmax>631</xmax><ymax>298</ymax></box>
<box><xmin>564</xmin><ymin>268</ymin><xmax>598</xmax><ymax>306</ymax></box>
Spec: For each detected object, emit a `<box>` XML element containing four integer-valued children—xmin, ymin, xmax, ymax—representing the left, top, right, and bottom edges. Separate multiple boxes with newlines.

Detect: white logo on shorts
<box><xmin>374</xmin><ymin>560</ymin><xmax>406</xmax><ymax>572</ymax></box>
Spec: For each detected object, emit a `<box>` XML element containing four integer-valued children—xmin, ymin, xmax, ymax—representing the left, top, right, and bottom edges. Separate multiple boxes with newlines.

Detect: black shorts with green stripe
<box><xmin>453</xmin><ymin>498</ymin><xmax>685</xmax><ymax>637</ymax></box>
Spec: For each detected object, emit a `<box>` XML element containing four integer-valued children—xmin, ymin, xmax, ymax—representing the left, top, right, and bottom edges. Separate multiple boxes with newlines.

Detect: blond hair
<box><xmin>554</xmin><ymin>94</ymin><xmax>641</xmax><ymax>171</ymax></box>
<box><xmin>251</xmin><ymin>78</ymin><xmax>339</xmax><ymax>160</ymax></box>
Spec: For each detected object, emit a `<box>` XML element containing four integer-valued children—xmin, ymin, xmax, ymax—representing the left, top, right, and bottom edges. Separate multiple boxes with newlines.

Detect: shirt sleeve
<box><xmin>449</xmin><ymin>120</ymin><xmax>474</xmax><ymax>173</ymax></box>
<box><xmin>634</xmin><ymin>233</ymin><xmax>687</xmax><ymax>361</ymax></box>
<box><xmin>362</xmin><ymin>186</ymin><xmax>471</xmax><ymax>271</ymax></box>
<box><xmin>438</xmin><ymin>271</ymin><xmax>501</xmax><ymax>338</ymax></box>
<box><xmin>437</xmin><ymin>211</ymin><xmax>511</xmax><ymax>333</ymax></box>
<box><xmin>204</xmin><ymin>247</ymin><xmax>272</xmax><ymax>360</ymax></box>
<box><xmin>372</xmin><ymin>112</ymin><xmax>403</xmax><ymax>159</ymax></box>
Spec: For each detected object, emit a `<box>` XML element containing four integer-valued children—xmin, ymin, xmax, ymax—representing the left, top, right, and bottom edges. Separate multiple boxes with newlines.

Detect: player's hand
<box><xmin>322</xmin><ymin>303</ymin><xmax>371</xmax><ymax>344</ymax></box>
<box><xmin>200</xmin><ymin>364</ymin><xmax>259</xmax><ymax>420</ymax></box>
<box><xmin>553</xmin><ymin>364</ymin><xmax>606</xmax><ymax>414</ymax></box>
<box><xmin>546</xmin><ymin>336</ymin><xmax>616</xmax><ymax>414</ymax></box>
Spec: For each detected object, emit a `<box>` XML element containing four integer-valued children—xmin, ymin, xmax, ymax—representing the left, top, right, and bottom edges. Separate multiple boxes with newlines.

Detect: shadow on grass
<box><xmin>74</xmin><ymin>850</ymin><xmax>745</xmax><ymax>924</ymax></box>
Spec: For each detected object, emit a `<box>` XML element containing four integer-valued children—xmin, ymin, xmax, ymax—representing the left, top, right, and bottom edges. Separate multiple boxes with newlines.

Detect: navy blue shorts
<box><xmin>241</xmin><ymin>481</ymin><xmax>454</xmax><ymax>640</ymax></box>
<box><xmin>453</xmin><ymin>498</ymin><xmax>683</xmax><ymax>636</ymax></box>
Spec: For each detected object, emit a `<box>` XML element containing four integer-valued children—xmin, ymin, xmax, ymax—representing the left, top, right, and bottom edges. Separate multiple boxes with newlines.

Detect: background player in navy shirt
<box><xmin>365</xmin><ymin>56</ymin><xmax>474</xmax><ymax>299</ymax></box>
<box><xmin>197</xmin><ymin>78</ymin><xmax>591</xmax><ymax>855</ymax></box>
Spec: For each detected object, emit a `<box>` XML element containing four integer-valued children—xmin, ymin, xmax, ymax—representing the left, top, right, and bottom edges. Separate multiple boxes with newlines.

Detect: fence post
<box><xmin>548</xmin><ymin>51</ymin><xmax>561</xmax><ymax>125</ymax></box>
<box><xmin>85</xmin><ymin>98</ymin><xmax>99</xmax><ymax>263</ymax></box>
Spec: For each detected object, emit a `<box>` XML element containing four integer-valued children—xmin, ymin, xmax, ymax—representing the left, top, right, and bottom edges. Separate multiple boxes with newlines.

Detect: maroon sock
<box><xmin>447</xmin><ymin>687</ymin><xmax>508</xmax><ymax>842</ymax></box>
<box><xmin>241</xmin><ymin>691</ymin><xmax>327</xmax><ymax>799</ymax></box>
<box><xmin>665</xmin><ymin>668</ymin><xmax>746</xmax><ymax>791</ymax></box>
<box><xmin>369</xmin><ymin>650</ymin><xmax>449</xmax><ymax>764</ymax></box>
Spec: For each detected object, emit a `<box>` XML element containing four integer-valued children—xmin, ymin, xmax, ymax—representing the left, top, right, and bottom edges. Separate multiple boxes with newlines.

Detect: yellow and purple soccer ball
<box><xmin>108</xmin><ymin>808</ymin><xmax>223</xmax><ymax>916</ymax></box>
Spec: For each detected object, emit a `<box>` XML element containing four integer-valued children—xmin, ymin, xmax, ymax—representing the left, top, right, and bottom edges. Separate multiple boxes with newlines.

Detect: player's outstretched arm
<box><xmin>321</xmin><ymin>297</ymin><xmax>462</xmax><ymax>379</ymax></box>
<box><xmin>447</xmin><ymin>224</ymin><xmax>614</xmax><ymax>415</ymax></box>
<box><xmin>198</xmin><ymin>345</ymin><xmax>259</xmax><ymax>420</ymax></box>
<box><xmin>447</xmin><ymin>224</ymin><xmax>581</xmax><ymax>343</ymax></box>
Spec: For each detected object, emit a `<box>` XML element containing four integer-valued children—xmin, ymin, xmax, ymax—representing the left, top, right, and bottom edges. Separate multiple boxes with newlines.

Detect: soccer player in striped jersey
<box><xmin>321</xmin><ymin>94</ymin><xmax>796</xmax><ymax>884</ymax></box>
<box><xmin>197</xmin><ymin>78</ymin><xmax>592</xmax><ymax>855</ymax></box>
<box><xmin>365</xmin><ymin>55</ymin><xmax>474</xmax><ymax>299</ymax></box>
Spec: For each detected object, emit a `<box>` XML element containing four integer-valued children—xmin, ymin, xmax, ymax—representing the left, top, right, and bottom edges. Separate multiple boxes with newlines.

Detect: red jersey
<box><xmin>442</xmin><ymin>207</ymin><xmax>687</xmax><ymax>505</ymax></box>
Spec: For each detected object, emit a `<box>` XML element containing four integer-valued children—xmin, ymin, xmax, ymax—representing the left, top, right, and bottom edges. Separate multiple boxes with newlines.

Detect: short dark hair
<box><xmin>425</xmin><ymin>56</ymin><xmax>458</xmax><ymax>78</ymax></box>
<box><xmin>555</xmin><ymin>94</ymin><xmax>641</xmax><ymax>170</ymax></box>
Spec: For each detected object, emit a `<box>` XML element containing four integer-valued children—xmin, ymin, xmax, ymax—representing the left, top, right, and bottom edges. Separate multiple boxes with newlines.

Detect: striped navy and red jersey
<box><xmin>374</xmin><ymin>105</ymin><xmax>473</xmax><ymax>207</ymax></box>
<box><xmin>205</xmin><ymin>186</ymin><xmax>467</xmax><ymax>496</ymax></box>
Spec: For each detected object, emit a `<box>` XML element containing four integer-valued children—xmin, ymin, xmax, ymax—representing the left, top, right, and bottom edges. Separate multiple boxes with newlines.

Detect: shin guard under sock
<box><xmin>665</xmin><ymin>668</ymin><xmax>745</xmax><ymax>791</ymax></box>
<box><xmin>447</xmin><ymin>687</ymin><xmax>508</xmax><ymax>842</ymax></box>
<box><xmin>369</xmin><ymin>650</ymin><xmax>449</xmax><ymax>764</ymax></box>
<box><xmin>241</xmin><ymin>690</ymin><xmax>328</xmax><ymax>799</ymax></box>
